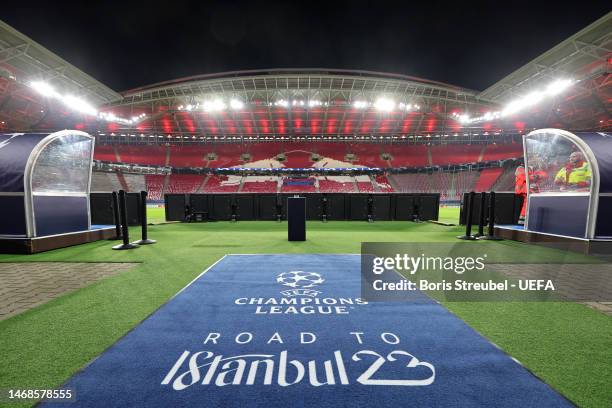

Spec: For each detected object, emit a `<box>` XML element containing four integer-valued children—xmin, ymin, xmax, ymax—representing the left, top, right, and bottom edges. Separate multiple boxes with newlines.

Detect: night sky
<box><xmin>2</xmin><ymin>1</ymin><xmax>610</xmax><ymax>92</ymax></box>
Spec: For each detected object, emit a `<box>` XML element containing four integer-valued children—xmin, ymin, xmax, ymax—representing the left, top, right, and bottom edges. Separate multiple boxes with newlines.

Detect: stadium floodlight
<box><xmin>30</xmin><ymin>81</ymin><xmax>60</xmax><ymax>98</ymax></box>
<box><xmin>399</xmin><ymin>102</ymin><xmax>419</xmax><ymax>112</ymax></box>
<box><xmin>308</xmin><ymin>100</ymin><xmax>322</xmax><ymax>107</ymax></box>
<box><xmin>99</xmin><ymin>112</ymin><xmax>117</xmax><ymax>121</ymax></box>
<box><xmin>522</xmin><ymin>91</ymin><xmax>544</xmax><ymax>107</ymax></box>
<box><xmin>457</xmin><ymin>114</ymin><xmax>471</xmax><ymax>124</ymax></box>
<box><xmin>230</xmin><ymin>99</ymin><xmax>244</xmax><ymax>110</ymax></box>
<box><xmin>374</xmin><ymin>97</ymin><xmax>395</xmax><ymax>112</ymax></box>
<box><xmin>353</xmin><ymin>100</ymin><xmax>368</xmax><ymax>109</ymax></box>
<box><xmin>274</xmin><ymin>99</ymin><xmax>289</xmax><ymax>108</ymax></box>
<box><xmin>63</xmin><ymin>95</ymin><xmax>97</xmax><ymax>116</ymax></box>
<box><xmin>457</xmin><ymin>78</ymin><xmax>575</xmax><ymax>123</ymax></box>
<box><xmin>29</xmin><ymin>80</ymin><xmax>144</xmax><ymax>124</ymax></box>
<box><xmin>545</xmin><ymin>79</ymin><xmax>573</xmax><ymax>96</ymax></box>
<box><xmin>203</xmin><ymin>99</ymin><xmax>226</xmax><ymax>112</ymax></box>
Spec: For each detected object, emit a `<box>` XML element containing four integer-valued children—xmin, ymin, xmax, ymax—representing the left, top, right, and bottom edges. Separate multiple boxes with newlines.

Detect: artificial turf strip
<box><xmin>0</xmin><ymin>217</ymin><xmax>610</xmax><ymax>408</ymax></box>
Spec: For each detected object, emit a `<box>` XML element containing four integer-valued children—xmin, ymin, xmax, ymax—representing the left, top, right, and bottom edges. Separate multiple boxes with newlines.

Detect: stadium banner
<box><xmin>361</xmin><ymin>242</ymin><xmax>612</xmax><ymax>302</ymax></box>
<box><xmin>41</xmin><ymin>254</ymin><xmax>573</xmax><ymax>407</ymax></box>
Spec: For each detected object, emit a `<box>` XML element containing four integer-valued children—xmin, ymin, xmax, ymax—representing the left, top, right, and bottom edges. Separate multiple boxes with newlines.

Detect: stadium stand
<box><xmin>241</xmin><ymin>176</ymin><xmax>280</xmax><ymax>192</ymax></box>
<box><xmin>474</xmin><ymin>167</ymin><xmax>504</xmax><ymax>192</ymax></box>
<box><xmin>115</xmin><ymin>172</ymin><xmax>129</xmax><ymax>191</ymax></box>
<box><xmin>95</xmin><ymin>142</ymin><xmax>523</xmax><ymax>169</ymax></box>
<box><xmin>115</xmin><ymin>145</ymin><xmax>167</xmax><ymax>166</ymax></box>
<box><xmin>482</xmin><ymin>143</ymin><xmax>524</xmax><ymax>162</ymax></box>
<box><xmin>316</xmin><ymin>143</ymin><xmax>347</xmax><ymax>163</ymax></box>
<box><xmin>282</xmin><ymin>151</ymin><xmax>313</xmax><ymax>168</ymax></box>
<box><xmin>389</xmin><ymin>144</ymin><xmax>429</xmax><ymax>167</ymax></box>
<box><xmin>93</xmin><ymin>145</ymin><xmax>118</xmax><ymax>162</ymax></box>
<box><xmin>430</xmin><ymin>144</ymin><xmax>484</xmax><ymax>165</ymax></box>
<box><xmin>491</xmin><ymin>166</ymin><xmax>518</xmax><ymax>191</ymax></box>
<box><xmin>168</xmin><ymin>145</ymin><xmax>210</xmax><ymax>168</ymax></box>
<box><xmin>202</xmin><ymin>175</ymin><xmax>242</xmax><ymax>192</ymax></box>
<box><xmin>92</xmin><ymin>167</ymin><xmax>503</xmax><ymax>201</ymax></box>
<box><xmin>123</xmin><ymin>173</ymin><xmax>146</xmax><ymax>192</ymax></box>
<box><xmin>281</xmin><ymin>177</ymin><xmax>317</xmax><ymax>193</ymax></box>
<box><xmin>210</xmin><ymin>145</ymin><xmax>242</xmax><ymax>167</ymax></box>
<box><xmin>374</xmin><ymin>175</ymin><xmax>395</xmax><ymax>192</ymax></box>
<box><xmin>166</xmin><ymin>174</ymin><xmax>204</xmax><ymax>193</ymax></box>
<box><xmin>246</xmin><ymin>143</ymin><xmax>280</xmax><ymax>162</ymax></box>
<box><xmin>390</xmin><ymin>173</ymin><xmax>446</xmax><ymax>193</ymax></box>
<box><xmin>91</xmin><ymin>171</ymin><xmax>122</xmax><ymax>192</ymax></box>
<box><xmin>91</xmin><ymin>142</ymin><xmax>522</xmax><ymax>199</ymax></box>
<box><xmin>389</xmin><ymin>171</ymin><xmax>481</xmax><ymax>201</ymax></box>
<box><xmin>318</xmin><ymin>176</ymin><xmax>357</xmax><ymax>193</ymax></box>
<box><xmin>453</xmin><ymin>171</ymin><xmax>480</xmax><ymax>198</ymax></box>
<box><xmin>355</xmin><ymin>175</ymin><xmax>375</xmax><ymax>192</ymax></box>
<box><xmin>348</xmin><ymin>143</ymin><xmax>388</xmax><ymax>167</ymax></box>
<box><xmin>145</xmin><ymin>175</ymin><xmax>166</xmax><ymax>200</ymax></box>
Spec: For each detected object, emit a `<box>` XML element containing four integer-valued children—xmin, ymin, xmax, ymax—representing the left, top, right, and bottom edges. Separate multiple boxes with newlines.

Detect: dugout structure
<box><xmin>523</xmin><ymin>129</ymin><xmax>612</xmax><ymax>239</ymax></box>
<box><xmin>0</xmin><ymin>131</ymin><xmax>115</xmax><ymax>253</ymax></box>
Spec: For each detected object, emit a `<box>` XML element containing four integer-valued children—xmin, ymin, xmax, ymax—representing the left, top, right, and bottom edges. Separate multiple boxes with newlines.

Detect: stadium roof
<box><xmin>104</xmin><ymin>68</ymin><xmax>497</xmax><ymax>140</ymax></box>
<box><xmin>0</xmin><ymin>20</ymin><xmax>121</xmax><ymax>104</ymax></box>
<box><xmin>479</xmin><ymin>12</ymin><xmax>611</xmax><ymax>103</ymax></box>
<box><xmin>478</xmin><ymin>12</ymin><xmax>611</xmax><ymax>130</ymax></box>
<box><xmin>0</xmin><ymin>14</ymin><xmax>609</xmax><ymax>141</ymax></box>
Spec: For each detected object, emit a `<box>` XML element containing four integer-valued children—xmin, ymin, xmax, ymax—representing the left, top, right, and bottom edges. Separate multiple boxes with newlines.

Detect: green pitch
<box><xmin>1</xmin><ymin>207</ymin><xmax>611</xmax><ymax>408</ymax></box>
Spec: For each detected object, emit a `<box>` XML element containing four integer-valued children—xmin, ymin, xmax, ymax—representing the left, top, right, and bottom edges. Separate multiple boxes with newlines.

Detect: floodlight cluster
<box><xmin>453</xmin><ymin>78</ymin><xmax>574</xmax><ymax>124</ymax></box>
<box><xmin>353</xmin><ymin>99</ymin><xmax>420</xmax><ymax>112</ymax></box>
<box><xmin>99</xmin><ymin>131</ymin><xmax>505</xmax><ymax>141</ymax></box>
<box><xmin>29</xmin><ymin>81</ymin><xmax>145</xmax><ymax>124</ymax></box>
<box><xmin>374</xmin><ymin>97</ymin><xmax>395</xmax><ymax>111</ymax></box>
<box><xmin>98</xmin><ymin>112</ymin><xmax>147</xmax><ymax>125</ymax></box>
<box><xmin>176</xmin><ymin>97</ymin><xmax>421</xmax><ymax>113</ymax></box>
<box><xmin>178</xmin><ymin>98</ymin><xmax>245</xmax><ymax>112</ymax></box>
<box><xmin>271</xmin><ymin>99</ymin><xmax>328</xmax><ymax>108</ymax></box>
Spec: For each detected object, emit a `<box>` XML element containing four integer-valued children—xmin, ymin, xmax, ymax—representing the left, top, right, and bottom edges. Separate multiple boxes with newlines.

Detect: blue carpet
<box><xmin>42</xmin><ymin>254</ymin><xmax>573</xmax><ymax>407</ymax></box>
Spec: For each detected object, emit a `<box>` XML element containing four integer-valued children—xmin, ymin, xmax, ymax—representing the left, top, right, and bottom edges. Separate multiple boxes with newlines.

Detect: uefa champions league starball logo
<box><xmin>277</xmin><ymin>271</ymin><xmax>325</xmax><ymax>288</ymax></box>
<box><xmin>276</xmin><ymin>271</ymin><xmax>325</xmax><ymax>297</ymax></box>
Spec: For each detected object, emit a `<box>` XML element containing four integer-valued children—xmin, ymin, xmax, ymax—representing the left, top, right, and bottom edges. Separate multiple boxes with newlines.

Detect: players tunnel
<box><xmin>523</xmin><ymin>128</ymin><xmax>612</xmax><ymax>239</ymax></box>
<box><xmin>0</xmin><ymin>130</ymin><xmax>95</xmax><ymax>238</ymax></box>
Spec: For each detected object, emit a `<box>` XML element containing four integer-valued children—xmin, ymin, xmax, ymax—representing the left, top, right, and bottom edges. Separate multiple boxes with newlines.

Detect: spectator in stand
<box><xmin>554</xmin><ymin>151</ymin><xmax>591</xmax><ymax>191</ymax></box>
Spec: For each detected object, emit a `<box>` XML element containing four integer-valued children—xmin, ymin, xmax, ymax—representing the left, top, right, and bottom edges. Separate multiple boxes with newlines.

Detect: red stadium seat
<box><xmin>166</xmin><ymin>175</ymin><xmax>205</xmax><ymax>193</ymax></box>
<box><xmin>318</xmin><ymin>176</ymin><xmax>356</xmax><ymax>193</ymax></box>
<box><xmin>93</xmin><ymin>145</ymin><xmax>117</xmax><ymax>162</ymax></box>
<box><xmin>117</xmin><ymin>145</ymin><xmax>167</xmax><ymax>166</ymax></box>
<box><xmin>242</xmin><ymin>176</ymin><xmax>279</xmax><ymax>192</ymax></box>
<box><xmin>145</xmin><ymin>175</ymin><xmax>166</xmax><ymax>200</ymax></box>
<box><xmin>430</xmin><ymin>144</ymin><xmax>484</xmax><ymax>166</ymax></box>
<box><xmin>481</xmin><ymin>143</ymin><xmax>523</xmax><ymax>162</ymax></box>
<box><xmin>474</xmin><ymin>168</ymin><xmax>504</xmax><ymax>192</ymax></box>
<box><xmin>202</xmin><ymin>175</ymin><xmax>242</xmax><ymax>192</ymax></box>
